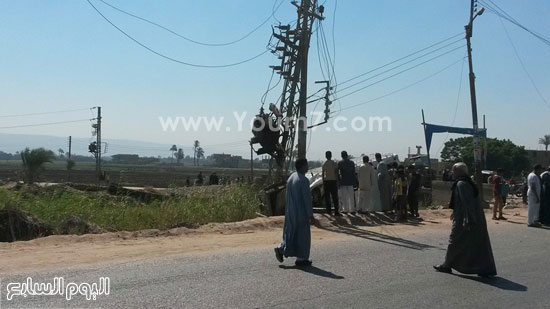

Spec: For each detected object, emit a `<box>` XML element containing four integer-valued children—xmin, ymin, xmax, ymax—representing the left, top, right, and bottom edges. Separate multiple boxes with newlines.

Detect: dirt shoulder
<box><xmin>0</xmin><ymin>205</ymin><xmax>528</xmax><ymax>275</ymax></box>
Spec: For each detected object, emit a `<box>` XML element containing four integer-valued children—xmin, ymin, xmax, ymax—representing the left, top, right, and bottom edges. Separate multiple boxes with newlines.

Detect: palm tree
<box><xmin>20</xmin><ymin>147</ymin><xmax>55</xmax><ymax>184</ymax></box>
<box><xmin>57</xmin><ymin>148</ymin><xmax>65</xmax><ymax>159</ymax></box>
<box><xmin>176</xmin><ymin>148</ymin><xmax>184</xmax><ymax>165</ymax></box>
<box><xmin>193</xmin><ymin>140</ymin><xmax>200</xmax><ymax>166</ymax></box>
<box><xmin>196</xmin><ymin>147</ymin><xmax>205</xmax><ymax>166</ymax></box>
<box><xmin>169</xmin><ymin>145</ymin><xmax>177</xmax><ymax>163</ymax></box>
<box><xmin>539</xmin><ymin>135</ymin><xmax>550</xmax><ymax>151</ymax></box>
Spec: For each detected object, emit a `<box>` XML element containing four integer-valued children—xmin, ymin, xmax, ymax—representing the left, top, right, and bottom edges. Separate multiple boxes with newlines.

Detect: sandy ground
<box><xmin>0</xmin><ymin>199</ymin><xmax>528</xmax><ymax>275</ymax></box>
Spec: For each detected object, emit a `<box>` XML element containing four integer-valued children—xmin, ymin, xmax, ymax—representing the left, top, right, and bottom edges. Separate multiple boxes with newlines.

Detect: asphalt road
<box><xmin>2</xmin><ymin>218</ymin><xmax>549</xmax><ymax>308</ymax></box>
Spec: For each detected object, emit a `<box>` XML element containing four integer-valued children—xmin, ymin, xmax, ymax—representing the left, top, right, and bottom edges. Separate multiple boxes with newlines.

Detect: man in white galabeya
<box><xmin>527</xmin><ymin>164</ymin><xmax>544</xmax><ymax>227</ymax></box>
<box><xmin>274</xmin><ymin>158</ymin><xmax>316</xmax><ymax>267</ymax></box>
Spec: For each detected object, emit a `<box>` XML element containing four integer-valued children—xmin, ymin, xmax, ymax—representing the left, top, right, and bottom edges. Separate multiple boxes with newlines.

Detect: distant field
<box><xmin>0</xmin><ymin>160</ymin><xmax>269</xmax><ymax>187</ymax></box>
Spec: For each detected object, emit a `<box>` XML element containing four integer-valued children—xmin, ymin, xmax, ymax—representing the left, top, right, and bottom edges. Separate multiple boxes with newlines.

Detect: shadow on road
<box><xmin>455</xmin><ymin>275</ymin><xmax>528</xmax><ymax>291</ymax></box>
<box><xmin>316</xmin><ymin>214</ymin><xmax>443</xmax><ymax>251</ymax></box>
<box><xmin>278</xmin><ymin>265</ymin><xmax>344</xmax><ymax>279</ymax></box>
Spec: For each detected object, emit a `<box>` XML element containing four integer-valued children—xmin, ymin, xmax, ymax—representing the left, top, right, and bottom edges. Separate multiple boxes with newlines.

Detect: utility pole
<box><xmin>251</xmin><ymin>0</ymin><xmax>324</xmax><ymax>180</ymax></box>
<box><xmin>90</xmin><ymin>107</ymin><xmax>102</xmax><ymax>184</ymax></box>
<box><xmin>97</xmin><ymin>106</ymin><xmax>102</xmax><ymax>182</ymax></box>
<box><xmin>465</xmin><ymin>0</ymin><xmax>486</xmax><ymax>204</ymax></box>
<box><xmin>296</xmin><ymin>0</ymin><xmax>322</xmax><ymax>160</ymax></box>
<box><xmin>68</xmin><ymin>136</ymin><xmax>72</xmax><ymax>159</ymax></box>
<box><xmin>250</xmin><ymin>143</ymin><xmax>254</xmax><ymax>183</ymax></box>
<box><xmin>68</xmin><ymin>135</ymin><xmax>72</xmax><ymax>182</ymax></box>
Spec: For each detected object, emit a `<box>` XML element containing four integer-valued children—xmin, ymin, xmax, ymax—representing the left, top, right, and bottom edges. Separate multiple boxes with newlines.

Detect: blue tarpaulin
<box><xmin>424</xmin><ymin>123</ymin><xmax>487</xmax><ymax>153</ymax></box>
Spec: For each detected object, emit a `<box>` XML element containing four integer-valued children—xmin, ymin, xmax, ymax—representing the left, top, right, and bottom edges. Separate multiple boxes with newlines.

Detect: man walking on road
<box><xmin>322</xmin><ymin>151</ymin><xmax>341</xmax><ymax>216</ymax></box>
<box><xmin>434</xmin><ymin>162</ymin><xmax>497</xmax><ymax>277</ymax></box>
<box><xmin>275</xmin><ymin>158</ymin><xmax>315</xmax><ymax>267</ymax></box>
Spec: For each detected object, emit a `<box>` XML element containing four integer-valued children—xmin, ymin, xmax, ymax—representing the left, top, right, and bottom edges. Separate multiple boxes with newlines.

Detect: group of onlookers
<box><xmin>526</xmin><ymin>165</ymin><xmax>550</xmax><ymax>227</ymax></box>
<box><xmin>321</xmin><ymin>151</ymin><xmax>422</xmax><ymax>221</ymax></box>
<box><xmin>488</xmin><ymin>165</ymin><xmax>550</xmax><ymax>227</ymax></box>
<box><xmin>186</xmin><ymin>172</ymin><xmax>248</xmax><ymax>187</ymax></box>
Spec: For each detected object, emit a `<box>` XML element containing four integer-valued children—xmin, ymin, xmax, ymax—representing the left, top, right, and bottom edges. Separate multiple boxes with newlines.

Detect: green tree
<box><xmin>193</xmin><ymin>140</ymin><xmax>200</xmax><ymax>166</ymax></box>
<box><xmin>176</xmin><ymin>148</ymin><xmax>184</xmax><ymax>165</ymax></box>
<box><xmin>169</xmin><ymin>145</ymin><xmax>177</xmax><ymax>163</ymax></box>
<box><xmin>66</xmin><ymin>159</ymin><xmax>75</xmax><ymax>170</ymax></box>
<box><xmin>539</xmin><ymin>134</ymin><xmax>550</xmax><ymax>151</ymax></box>
<box><xmin>20</xmin><ymin>147</ymin><xmax>55</xmax><ymax>184</ymax></box>
<box><xmin>196</xmin><ymin>147</ymin><xmax>204</xmax><ymax>166</ymax></box>
<box><xmin>57</xmin><ymin>148</ymin><xmax>65</xmax><ymax>159</ymax></box>
<box><xmin>441</xmin><ymin>137</ymin><xmax>529</xmax><ymax>176</ymax></box>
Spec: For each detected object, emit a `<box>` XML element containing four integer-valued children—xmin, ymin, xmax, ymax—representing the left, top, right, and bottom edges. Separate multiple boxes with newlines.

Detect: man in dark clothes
<box><xmin>407</xmin><ymin>165</ymin><xmax>422</xmax><ymax>218</ymax></box>
<box><xmin>540</xmin><ymin>166</ymin><xmax>550</xmax><ymax>225</ymax></box>
<box><xmin>338</xmin><ymin>151</ymin><xmax>357</xmax><ymax>213</ymax></box>
<box><xmin>434</xmin><ymin>162</ymin><xmax>497</xmax><ymax>277</ymax></box>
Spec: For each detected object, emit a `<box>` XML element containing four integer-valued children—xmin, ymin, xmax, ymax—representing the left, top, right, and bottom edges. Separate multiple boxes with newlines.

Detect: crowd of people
<box><xmin>186</xmin><ymin>172</ymin><xmax>249</xmax><ymax>187</ymax></box>
<box><xmin>321</xmin><ymin>151</ymin><xmax>422</xmax><ymax>221</ymax></box>
<box><xmin>487</xmin><ymin>165</ymin><xmax>550</xmax><ymax>227</ymax></box>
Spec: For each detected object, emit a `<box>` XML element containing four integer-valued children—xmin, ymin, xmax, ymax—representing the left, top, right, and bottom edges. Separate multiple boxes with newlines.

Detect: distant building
<box><xmin>526</xmin><ymin>150</ymin><xmax>550</xmax><ymax>168</ymax></box>
<box><xmin>111</xmin><ymin>154</ymin><xmax>159</xmax><ymax>164</ymax></box>
<box><xmin>210</xmin><ymin>153</ymin><xmax>242</xmax><ymax>168</ymax></box>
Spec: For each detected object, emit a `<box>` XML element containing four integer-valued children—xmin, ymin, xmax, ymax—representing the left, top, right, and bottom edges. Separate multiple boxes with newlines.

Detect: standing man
<box><xmin>338</xmin><ymin>151</ymin><xmax>357</xmax><ymax>214</ymax></box>
<box><xmin>274</xmin><ymin>158</ymin><xmax>315</xmax><ymax>267</ymax></box>
<box><xmin>407</xmin><ymin>165</ymin><xmax>422</xmax><ymax>218</ymax></box>
<box><xmin>393</xmin><ymin>166</ymin><xmax>408</xmax><ymax>221</ymax></box>
<box><xmin>375</xmin><ymin>153</ymin><xmax>392</xmax><ymax>212</ymax></box>
<box><xmin>527</xmin><ymin>165</ymin><xmax>544</xmax><ymax>227</ymax></box>
<box><xmin>490</xmin><ymin>168</ymin><xmax>506</xmax><ymax>220</ymax></box>
<box><xmin>322</xmin><ymin>151</ymin><xmax>341</xmax><ymax>216</ymax></box>
<box><xmin>357</xmin><ymin>156</ymin><xmax>375</xmax><ymax>213</ymax></box>
<box><xmin>434</xmin><ymin>163</ymin><xmax>497</xmax><ymax>277</ymax></box>
<box><xmin>539</xmin><ymin>166</ymin><xmax>550</xmax><ymax>225</ymax></box>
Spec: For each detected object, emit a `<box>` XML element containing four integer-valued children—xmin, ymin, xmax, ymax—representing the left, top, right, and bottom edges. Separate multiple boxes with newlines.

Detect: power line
<box><xmin>333</xmin><ymin>57</ymin><xmax>465</xmax><ymax>113</ymax></box>
<box><xmin>435</xmin><ymin>55</ymin><xmax>467</xmax><ymax>157</ymax></box>
<box><xmin>86</xmin><ymin>0</ymin><xmax>272</xmax><ymax>68</ymax></box>
<box><xmin>498</xmin><ymin>16</ymin><xmax>550</xmax><ymax>110</ymax></box>
<box><xmin>336</xmin><ymin>33</ymin><xmax>463</xmax><ymax>87</ymax></box>
<box><xmin>334</xmin><ymin>39</ymin><xmax>464</xmax><ymax>95</ymax></box>
<box><xmin>97</xmin><ymin>0</ymin><xmax>285</xmax><ymax>47</ymax></box>
<box><xmin>0</xmin><ymin>108</ymin><xmax>93</xmax><ymax>118</ymax></box>
<box><xmin>0</xmin><ymin>119</ymin><xmax>93</xmax><ymax>130</ymax></box>
<box><xmin>480</xmin><ymin>0</ymin><xmax>550</xmax><ymax>47</ymax></box>
<box><xmin>334</xmin><ymin>44</ymin><xmax>465</xmax><ymax>100</ymax></box>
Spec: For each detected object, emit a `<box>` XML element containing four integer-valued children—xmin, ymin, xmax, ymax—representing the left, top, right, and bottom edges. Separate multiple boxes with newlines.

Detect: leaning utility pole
<box><xmin>465</xmin><ymin>0</ymin><xmax>486</xmax><ymax>203</ymax></box>
<box><xmin>251</xmin><ymin>0</ymin><xmax>324</xmax><ymax>179</ymax></box>
<box><xmin>296</xmin><ymin>0</ymin><xmax>320</xmax><ymax>160</ymax></box>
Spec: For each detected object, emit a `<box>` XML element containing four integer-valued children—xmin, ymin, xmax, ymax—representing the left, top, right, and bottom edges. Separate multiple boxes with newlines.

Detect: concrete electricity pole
<box><xmin>465</xmin><ymin>0</ymin><xmax>485</xmax><ymax>203</ymax></box>
<box><xmin>68</xmin><ymin>136</ymin><xmax>72</xmax><ymax>159</ymax></box>
<box><xmin>296</xmin><ymin>0</ymin><xmax>323</xmax><ymax>160</ymax></box>
<box><xmin>97</xmin><ymin>106</ymin><xmax>102</xmax><ymax>182</ymax></box>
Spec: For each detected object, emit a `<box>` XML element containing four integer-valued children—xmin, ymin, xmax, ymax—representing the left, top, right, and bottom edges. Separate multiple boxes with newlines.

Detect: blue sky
<box><xmin>1</xmin><ymin>0</ymin><xmax>549</xmax><ymax>160</ymax></box>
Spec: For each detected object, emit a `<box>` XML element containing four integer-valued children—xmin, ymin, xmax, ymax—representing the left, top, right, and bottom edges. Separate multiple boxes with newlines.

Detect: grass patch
<box><xmin>0</xmin><ymin>185</ymin><xmax>263</xmax><ymax>231</ymax></box>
